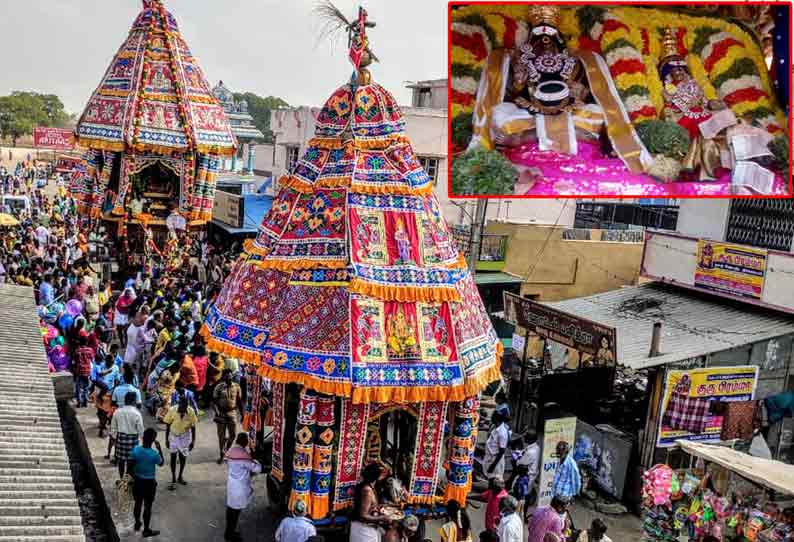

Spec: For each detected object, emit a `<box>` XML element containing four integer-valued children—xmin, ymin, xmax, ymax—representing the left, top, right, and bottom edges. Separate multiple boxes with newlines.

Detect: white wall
<box><xmin>676</xmin><ymin>199</ymin><xmax>731</xmax><ymax>241</ymax></box>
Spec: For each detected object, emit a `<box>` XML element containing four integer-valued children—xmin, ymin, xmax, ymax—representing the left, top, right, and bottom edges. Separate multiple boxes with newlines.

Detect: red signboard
<box><xmin>33</xmin><ymin>127</ymin><xmax>74</xmax><ymax>150</ymax></box>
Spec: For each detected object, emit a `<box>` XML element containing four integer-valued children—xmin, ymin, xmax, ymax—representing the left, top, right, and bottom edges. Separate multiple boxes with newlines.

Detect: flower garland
<box><xmin>449</xmin><ymin>6</ymin><xmax>787</xmax><ymax>136</ymax></box>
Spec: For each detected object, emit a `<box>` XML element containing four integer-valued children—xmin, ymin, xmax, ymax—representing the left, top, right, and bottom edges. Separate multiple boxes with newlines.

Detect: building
<box><xmin>641</xmin><ymin>198</ymin><xmax>794</xmax><ymax>314</ymax></box>
<box><xmin>484</xmin><ymin>222</ymin><xmax>644</xmax><ymax>301</ymax></box>
<box><xmin>212</xmin><ymin>81</ymin><xmax>265</xmax><ymax>174</ymax></box>
<box><xmin>407</xmin><ymin>78</ymin><xmax>448</xmax><ymax>108</ymax></box>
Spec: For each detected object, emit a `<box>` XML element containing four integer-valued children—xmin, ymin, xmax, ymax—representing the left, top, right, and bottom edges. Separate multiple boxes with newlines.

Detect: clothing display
<box><xmin>662</xmin><ymin>392</ymin><xmax>710</xmax><ymax>434</ymax></box>
<box><xmin>720</xmin><ymin>400</ymin><xmax>757</xmax><ymax>441</ymax></box>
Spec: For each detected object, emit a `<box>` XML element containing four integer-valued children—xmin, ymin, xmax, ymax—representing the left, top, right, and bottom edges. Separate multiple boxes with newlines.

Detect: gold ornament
<box><xmin>528</xmin><ymin>6</ymin><xmax>561</xmax><ymax>28</ymax></box>
<box><xmin>661</xmin><ymin>27</ymin><xmax>679</xmax><ymax>62</ymax></box>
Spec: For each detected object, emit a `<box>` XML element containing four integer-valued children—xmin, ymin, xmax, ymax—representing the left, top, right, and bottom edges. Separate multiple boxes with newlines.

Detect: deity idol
<box><xmin>658</xmin><ymin>28</ymin><xmax>732</xmax><ymax>180</ymax></box>
<box><xmin>469</xmin><ymin>6</ymin><xmax>652</xmax><ymax>174</ymax></box>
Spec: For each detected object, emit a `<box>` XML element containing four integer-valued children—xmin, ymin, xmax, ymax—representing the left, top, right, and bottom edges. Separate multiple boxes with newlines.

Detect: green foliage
<box><xmin>451</xmin><ymin>63</ymin><xmax>482</xmax><ymax>80</ymax></box>
<box><xmin>769</xmin><ymin>135</ymin><xmax>790</xmax><ymax>179</ymax></box>
<box><xmin>451</xmin><ymin>112</ymin><xmax>474</xmax><ymax>149</ymax></box>
<box><xmin>457</xmin><ymin>14</ymin><xmax>496</xmax><ymax>46</ymax></box>
<box><xmin>691</xmin><ymin>27</ymin><xmax>722</xmax><ymax>55</ymax></box>
<box><xmin>0</xmin><ymin>91</ymin><xmax>69</xmax><ymax>146</ymax></box>
<box><xmin>451</xmin><ymin>148</ymin><xmax>517</xmax><ymax>195</ymax></box>
<box><xmin>233</xmin><ymin>92</ymin><xmax>289</xmax><ymax>144</ymax></box>
<box><xmin>712</xmin><ymin>58</ymin><xmax>758</xmax><ymax>89</ymax></box>
<box><xmin>619</xmin><ymin>84</ymin><xmax>651</xmax><ymax>100</ymax></box>
<box><xmin>635</xmin><ymin>120</ymin><xmax>691</xmax><ymax>160</ymax></box>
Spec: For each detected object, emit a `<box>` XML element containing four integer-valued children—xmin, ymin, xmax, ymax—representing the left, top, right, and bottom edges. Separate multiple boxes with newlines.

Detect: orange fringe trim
<box><xmin>98</xmin><ymin>89</ymin><xmax>132</xmax><ymax>98</ymax></box>
<box><xmin>444</xmin><ymin>475</ymin><xmax>473</xmax><ymax>506</ymax></box>
<box><xmin>349</xmin><ymin>181</ymin><xmax>434</xmax><ymax>196</ymax></box>
<box><xmin>463</xmin><ymin>344</ymin><xmax>503</xmax><ymax>398</ymax></box>
<box><xmin>131</xmin><ymin>142</ymin><xmax>185</xmax><ymax>156</ymax></box>
<box><xmin>351</xmin><ymin>383</ymin><xmax>466</xmax><ymax>405</ymax></box>
<box><xmin>281</xmin><ymin>175</ymin><xmax>351</xmax><ymax>194</ymax></box>
<box><xmin>76</xmin><ymin>137</ymin><xmax>125</xmax><ymax>153</ymax></box>
<box><xmin>258</xmin><ymin>364</ymin><xmax>353</xmax><ymax>397</ymax></box>
<box><xmin>406</xmin><ymin>494</ymin><xmax>446</xmax><ymax>505</ymax></box>
<box><xmin>311</xmin><ymin>497</ymin><xmax>330</xmax><ymax>520</ymax></box>
<box><xmin>196</xmin><ymin>143</ymin><xmax>237</xmax><ymax>157</ymax></box>
<box><xmin>200</xmin><ymin>324</ymin><xmax>263</xmax><ymax>365</ymax></box>
<box><xmin>189</xmin><ymin>210</ymin><xmax>212</xmax><ymax>222</ymax></box>
<box><xmin>349</xmin><ymin>278</ymin><xmax>462</xmax><ymax>303</ymax></box>
<box><xmin>354</xmin><ymin>134</ymin><xmax>411</xmax><ymax>150</ymax></box>
<box><xmin>242</xmin><ymin>238</ymin><xmax>269</xmax><ymax>257</ymax></box>
<box><xmin>250</xmin><ymin>258</ymin><xmax>348</xmax><ymax>272</ymax></box>
<box><xmin>304</xmin><ymin>134</ymin><xmax>411</xmax><ymax>151</ymax></box>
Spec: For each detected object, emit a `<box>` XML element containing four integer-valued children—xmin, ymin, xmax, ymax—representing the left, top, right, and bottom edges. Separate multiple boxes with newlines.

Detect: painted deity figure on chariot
<box><xmin>470</xmin><ymin>5</ymin><xmax>652</xmax><ymax>175</ymax></box>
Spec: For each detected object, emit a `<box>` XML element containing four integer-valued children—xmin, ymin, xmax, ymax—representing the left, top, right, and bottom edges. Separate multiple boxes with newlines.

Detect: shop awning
<box><xmin>677</xmin><ymin>440</ymin><xmax>794</xmax><ymax>496</ymax></box>
<box><xmin>474</xmin><ymin>272</ymin><xmax>524</xmax><ymax>285</ymax></box>
<box><xmin>543</xmin><ymin>283</ymin><xmax>794</xmax><ymax>370</ymax></box>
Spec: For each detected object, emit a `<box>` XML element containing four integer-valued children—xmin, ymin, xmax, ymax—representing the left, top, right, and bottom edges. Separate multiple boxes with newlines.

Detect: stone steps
<box><xmin>0</xmin><ymin>524</ymin><xmax>85</xmax><ymax>537</ymax></box>
<box><xmin>0</xmin><ymin>515</ymin><xmax>83</xmax><ymax>526</ymax></box>
<box><xmin>0</xmin><ymin>505</ymin><xmax>81</xmax><ymax>517</ymax></box>
<box><xmin>0</xmin><ymin>536</ymin><xmax>84</xmax><ymax>542</ymax></box>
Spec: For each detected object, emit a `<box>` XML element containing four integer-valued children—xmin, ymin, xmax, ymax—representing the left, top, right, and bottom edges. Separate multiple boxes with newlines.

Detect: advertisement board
<box><xmin>538</xmin><ymin>416</ymin><xmax>577</xmax><ymax>507</ymax></box>
<box><xmin>213</xmin><ymin>190</ymin><xmax>244</xmax><ymax>228</ymax></box>
<box><xmin>503</xmin><ymin>292</ymin><xmax>616</xmax><ymax>367</ymax></box>
<box><xmin>695</xmin><ymin>240</ymin><xmax>767</xmax><ymax>300</ymax></box>
<box><xmin>33</xmin><ymin>127</ymin><xmax>75</xmax><ymax>150</ymax></box>
<box><xmin>574</xmin><ymin>421</ymin><xmax>632</xmax><ymax>500</ymax></box>
<box><xmin>657</xmin><ymin>366</ymin><xmax>759</xmax><ymax>447</ymax></box>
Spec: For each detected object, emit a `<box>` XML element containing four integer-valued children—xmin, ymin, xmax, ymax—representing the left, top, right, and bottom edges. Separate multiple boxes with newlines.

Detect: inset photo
<box><xmin>449</xmin><ymin>3</ymin><xmax>792</xmax><ymax>197</ymax></box>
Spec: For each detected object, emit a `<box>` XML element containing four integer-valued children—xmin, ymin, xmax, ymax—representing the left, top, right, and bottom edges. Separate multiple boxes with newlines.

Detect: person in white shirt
<box><xmin>483</xmin><ymin>411</ymin><xmax>511</xmax><ymax>481</ymax></box>
<box><xmin>225</xmin><ymin>433</ymin><xmax>263</xmax><ymax>542</ymax></box>
<box><xmin>497</xmin><ymin>495</ymin><xmax>523</xmax><ymax>542</ymax></box>
<box><xmin>110</xmin><ymin>392</ymin><xmax>144</xmax><ymax>480</ymax></box>
<box><xmin>124</xmin><ymin>309</ymin><xmax>148</xmax><ymax>374</ymax></box>
<box><xmin>275</xmin><ymin>500</ymin><xmax>316</xmax><ymax>542</ymax></box>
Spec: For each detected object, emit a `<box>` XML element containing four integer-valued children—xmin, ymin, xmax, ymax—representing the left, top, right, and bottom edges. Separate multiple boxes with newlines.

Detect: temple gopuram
<box><xmin>212</xmin><ymin>81</ymin><xmax>265</xmax><ymax>175</ymax></box>
<box><xmin>70</xmin><ymin>0</ymin><xmax>236</xmax><ymax>264</ymax></box>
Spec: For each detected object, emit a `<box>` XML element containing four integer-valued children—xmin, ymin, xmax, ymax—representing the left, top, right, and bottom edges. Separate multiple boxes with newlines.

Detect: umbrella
<box><xmin>0</xmin><ymin>213</ymin><xmax>19</xmax><ymax>227</ymax></box>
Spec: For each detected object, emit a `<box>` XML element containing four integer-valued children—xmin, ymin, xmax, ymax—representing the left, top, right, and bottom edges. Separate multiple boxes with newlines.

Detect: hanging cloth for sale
<box><xmin>662</xmin><ymin>391</ymin><xmax>710</xmax><ymax>434</ymax></box>
<box><xmin>720</xmin><ymin>400</ymin><xmax>757</xmax><ymax>441</ymax></box>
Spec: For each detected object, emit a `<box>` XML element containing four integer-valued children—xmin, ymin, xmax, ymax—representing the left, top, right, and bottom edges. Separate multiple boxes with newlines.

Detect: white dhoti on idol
<box><xmin>469</xmin><ymin>48</ymin><xmax>653</xmax><ymax>174</ymax></box>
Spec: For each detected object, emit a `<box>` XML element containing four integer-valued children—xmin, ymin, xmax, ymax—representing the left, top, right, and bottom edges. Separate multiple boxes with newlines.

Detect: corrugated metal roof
<box><xmin>0</xmin><ymin>284</ymin><xmax>85</xmax><ymax>541</ymax></box>
<box><xmin>474</xmin><ymin>272</ymin><xmax>524</xmax><ymax>285</ymax></box>
<box><xmin>543</xmin><ymin>283</ymin><xmax>794</xmax><ymax>370</ymax></box>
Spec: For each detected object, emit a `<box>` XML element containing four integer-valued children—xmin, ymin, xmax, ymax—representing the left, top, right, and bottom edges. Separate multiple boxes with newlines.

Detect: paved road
<box><xmin>75</xmin><ymin>400</ymin><xmax>642</xmax><ymax>542</ymax></box>
<box><xmin>76</xmin><ymin>405</ymin><xmax>275</xmax><ymax>542</ymax></box>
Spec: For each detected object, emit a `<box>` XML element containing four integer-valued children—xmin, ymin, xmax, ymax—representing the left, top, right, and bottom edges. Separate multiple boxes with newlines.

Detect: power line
<box><xmin>521</xmin><ymin>200</ymin><xmax>570</xmax><ymax>282</ymax></box>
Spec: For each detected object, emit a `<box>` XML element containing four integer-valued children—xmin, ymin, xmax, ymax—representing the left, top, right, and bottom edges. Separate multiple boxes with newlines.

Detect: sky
<box><xmin>0</xmin><ymin>0</ymin><xmax>449</xmax><ymax>115</ymax></box>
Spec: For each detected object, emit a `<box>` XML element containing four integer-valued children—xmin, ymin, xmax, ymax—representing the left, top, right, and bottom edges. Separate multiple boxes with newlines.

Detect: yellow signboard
<box><xmin>695</xmin><ymin>240</ymin><xmax>767</xmax><ymax>299</ymax></box>
<box><xmin>657</xmin><ymin>366</ymin><xmax>759</xmax><ymax>447</ymax></box>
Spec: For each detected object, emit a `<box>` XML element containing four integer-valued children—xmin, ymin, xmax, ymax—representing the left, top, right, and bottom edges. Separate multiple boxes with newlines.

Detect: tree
<box><xmin>234</xmin><ymin>92</ymin><xmax>289</xmax><ymax>144</ymax></box>
<box><xmin>0</xmin><ymin>91</ymin><xmax>69</xmax><ymax>146</ymax></box>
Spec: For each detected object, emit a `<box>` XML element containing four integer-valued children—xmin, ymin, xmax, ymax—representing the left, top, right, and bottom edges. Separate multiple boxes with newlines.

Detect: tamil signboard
<box><xmin>33</xmin><ymin>127</ymin><xmax>74</xmax><ymax>150</ymax></box>
<box><xmin>695</xmin><ymin>240</ymin><xmax>767</xmax><ymax>300</ymax></box>
<box><xmin>657</xmin><ymin>366</ymin><xmax>759</xmax><ymax>447</ymax></box>
<box><xmin>213</xmin><ymin>190</ymin><xmax>244</xmax><ymax>229</ymax></box>
<box><xmin>538</xmin><ymin>416</ymin><xmax>578</xmax><ymax>507</ymax></box>
<box><xmin>503</xmin><ymin>292</ymin><xmax>617</xmax><ymax>367</ymax></box>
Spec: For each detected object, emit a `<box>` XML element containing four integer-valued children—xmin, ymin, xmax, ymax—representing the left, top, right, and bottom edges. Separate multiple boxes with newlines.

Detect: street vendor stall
<box><xmin>201</xmin><ymin>5</ymin><xmax>502</xmax><ymax>525</ymax></box>
<box><xmin>642</xmin><ymin>440</ymin><xmax>794</xmax><ymax>541</ymax></box>
<box><xmin>69</xmin><ymin>0</ymin><xmax>236</xmax><ymax>268</ymax></box>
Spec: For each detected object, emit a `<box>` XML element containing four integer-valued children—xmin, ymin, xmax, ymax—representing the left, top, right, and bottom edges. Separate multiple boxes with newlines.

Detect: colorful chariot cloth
<box><xmin>202</xmin><ymin>82</ymin><xmax>501</xmax><ymax>405</ymax></box>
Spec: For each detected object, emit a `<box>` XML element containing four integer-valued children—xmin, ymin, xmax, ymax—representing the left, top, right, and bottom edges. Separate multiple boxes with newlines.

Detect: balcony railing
<box><xmin>451</xmin><ymin>226</ymin><xmax>508</xmax><ymax>271</ymax></box>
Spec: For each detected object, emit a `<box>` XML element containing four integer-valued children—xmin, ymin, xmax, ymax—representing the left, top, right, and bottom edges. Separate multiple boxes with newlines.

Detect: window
<box><xmin>413</xmin><ymin>87</ymin><xmax>432</xmax><ymax>107</ymax></box>
<box><xmin>418</xmin><ymin>157</ymin><xmax>440</xmax><ymax>185</ymax></box>
<box><xmin>286</xmin><ymin>145</ymin><xmax>300</xmax><ymax>172</ymax></box>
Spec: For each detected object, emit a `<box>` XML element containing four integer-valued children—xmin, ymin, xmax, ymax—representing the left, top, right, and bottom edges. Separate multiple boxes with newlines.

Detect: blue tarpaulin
<box><xmin>212</xmin><ymin>194</ymin><xmax>273</xmax><ymax>234</ymax></box>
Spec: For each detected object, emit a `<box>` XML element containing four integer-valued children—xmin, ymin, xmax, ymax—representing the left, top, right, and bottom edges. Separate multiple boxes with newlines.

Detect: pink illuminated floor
<box><xmin>502</xmin><ymin>141</ymin><xmax>789</xmax><ymax>197</ymax></box>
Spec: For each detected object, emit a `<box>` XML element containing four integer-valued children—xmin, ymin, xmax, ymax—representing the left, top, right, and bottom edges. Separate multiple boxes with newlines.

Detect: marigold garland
<box><xmin>449</xmin><ymin>5</ymin><xmax>787</xmax><ymax>135</ymax></box>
